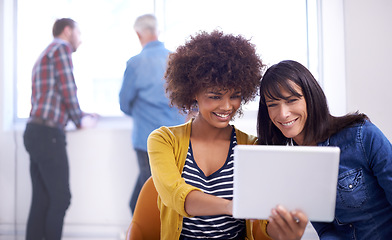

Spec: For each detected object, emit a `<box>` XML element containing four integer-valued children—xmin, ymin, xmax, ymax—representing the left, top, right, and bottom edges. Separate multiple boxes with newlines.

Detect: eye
<box><xmin>287</xmin><ymin>98</ymin><xmax>298</xmax><ymax>103</ymax></box>
<box><xmin>209</xmin><ymin>95</ymin><xmax>221</xmax><ymax>100</ymax></box>
<box><xmin>287</xmin><ymin>96</ymin><xmax>302</xmax><ymax>104</ymax></box>
<box><xmin>267</xmin><ymin>103</ymin><xmax>277</xmax><ymax>108</ymax></box>
<box><xmin>231</xmin><ymin>94</ymin><xmax>242</xmax><ymax>99</ymax></box>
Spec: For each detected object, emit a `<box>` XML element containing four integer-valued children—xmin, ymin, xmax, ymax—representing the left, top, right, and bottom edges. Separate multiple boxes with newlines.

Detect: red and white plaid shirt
<box><xmin>29</xmin><ymin>38</ymin><xmax>83</xmax><ymax>128</ymax></box>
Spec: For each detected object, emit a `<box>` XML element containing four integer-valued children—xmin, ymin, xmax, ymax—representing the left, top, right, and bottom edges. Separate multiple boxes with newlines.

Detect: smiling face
<box><xmin>195</xmin><ymin>88</ymin><xmax>242</xmax><ymax>129</ymax></box>
<box><xmin>265</xmin><ymin>82</ymin><xmax>307</xmax><ymax>145</ymax></box>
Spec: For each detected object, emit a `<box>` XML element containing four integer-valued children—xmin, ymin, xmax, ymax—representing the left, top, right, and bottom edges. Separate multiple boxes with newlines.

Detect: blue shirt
<box><xmin>119</xmin><ymin>41</ymin><xmax>186</xmax><ymax>151</ymax></box>
<box><xmin>312</xmin><ymin>120</ymin><xmax>392</xmax><ymax>239</ymax></box>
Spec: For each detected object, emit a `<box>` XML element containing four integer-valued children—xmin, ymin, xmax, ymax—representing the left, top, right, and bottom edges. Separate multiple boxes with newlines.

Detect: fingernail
<box><xmin>271</xmin><ymin>209</ymin><xmax>277</xmax><ymax>215</ymax></box>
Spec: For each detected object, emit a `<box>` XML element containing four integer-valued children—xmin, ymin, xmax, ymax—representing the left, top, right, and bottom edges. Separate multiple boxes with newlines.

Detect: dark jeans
<box><xmin>129</xmin><ymin>149</ymin><xmax>151</xmax><ymax>214</ymax></box>
<box><xmin>23</xmin><ymin>123</ymin><xmax>71</xmax><ymax>240</ymax></box>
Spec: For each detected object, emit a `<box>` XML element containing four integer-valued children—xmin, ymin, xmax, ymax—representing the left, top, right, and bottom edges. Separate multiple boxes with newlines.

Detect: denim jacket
<box><xmin>312</xmin><ymin>120</ymin><xmax>392</xmax><ymax>239</ymax></box>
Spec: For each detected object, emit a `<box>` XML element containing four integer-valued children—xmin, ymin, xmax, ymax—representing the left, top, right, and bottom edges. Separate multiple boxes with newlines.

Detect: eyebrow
<box><xmin>206</xmin><ymin>90</ymin><xmax>242</xmax><ymax>95</ymax></box>
<box><xmin>206</xmin><ymin>91</ymin><xmax>222</xmax><ymax>95</ymax></box>
<box><xmin>266</xmin><ymin>93</ymin><xmax>298</xmax><ymax>102</ymax></box>
<box><xmin>265</xmin><ymin>99</ymin><xmax>278</xmax><ymax>103</ymax></box>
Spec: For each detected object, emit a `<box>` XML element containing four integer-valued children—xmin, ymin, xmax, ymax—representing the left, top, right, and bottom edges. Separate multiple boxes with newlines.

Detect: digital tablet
<box><xmin>232</xmin><ymin>145</ymin><xmax>340</xmax><ymax>222</ymax></box>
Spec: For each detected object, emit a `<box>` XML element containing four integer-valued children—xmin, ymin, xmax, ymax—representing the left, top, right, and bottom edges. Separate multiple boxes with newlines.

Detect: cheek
<box><xmin>300</xmin><ymin>104</ymin><xmax>308</xmax><ymax>121</ymax></box>
<box><xmin>197</xmin><ymin>100</ymin><xmax>212</xmax><ymax>112</ymax></box>
<box><xmin>267</xmin><ymin>108</ymin><xmax>276</xmax><ymax>121</ymax></box>
<box><xmin>233</xmin><ymin>100</ymin><xmax>242</xmax><ymax>109</ymax></box>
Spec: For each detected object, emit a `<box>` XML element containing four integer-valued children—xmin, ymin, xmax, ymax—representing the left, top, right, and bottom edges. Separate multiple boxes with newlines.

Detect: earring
<box><xmin>191</xmin><ymin>100</ymin><xmax>198</xmax><ymax>112</ymax></box>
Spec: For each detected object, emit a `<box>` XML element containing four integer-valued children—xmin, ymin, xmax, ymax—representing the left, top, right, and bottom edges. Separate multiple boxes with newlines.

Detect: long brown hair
<box><xmin>257</xmin><ymin>60</ymin><xmax>368</xmax><ymax>145</ymax></box>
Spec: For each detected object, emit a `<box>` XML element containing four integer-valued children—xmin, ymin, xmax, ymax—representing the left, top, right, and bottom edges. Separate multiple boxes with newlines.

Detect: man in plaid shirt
<box><xmin>23</xmin><ymin>18</ymin><xmax>98</xmax><ymax>240</ymax></box>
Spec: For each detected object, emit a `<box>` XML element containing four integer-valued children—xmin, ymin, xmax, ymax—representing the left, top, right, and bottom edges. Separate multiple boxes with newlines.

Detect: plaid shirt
<box><xmin>30</xmin><ymin>38</ymin><xmax>83</xmax><ymax>128</ymax></box>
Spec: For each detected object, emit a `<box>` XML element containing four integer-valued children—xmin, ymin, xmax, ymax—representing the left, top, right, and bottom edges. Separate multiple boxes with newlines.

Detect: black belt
<box><xmin>27</xmin><ymin>117</ymin><xmax>63</xmax><ymax>129</ymax></box>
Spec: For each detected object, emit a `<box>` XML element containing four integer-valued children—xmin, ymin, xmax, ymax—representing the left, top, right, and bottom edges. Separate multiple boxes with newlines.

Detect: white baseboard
<box><xmin>1</xmin><ymin>222</ymin><xmax>318</xmax><ymax>240</ymax></box>
<box><xmin>0</xmin><ymin>223</ymin><xmax>129</xmax><ymax>240</ymax></box>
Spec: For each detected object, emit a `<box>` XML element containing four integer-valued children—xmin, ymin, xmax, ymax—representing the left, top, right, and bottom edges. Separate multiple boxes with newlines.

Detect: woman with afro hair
<box><xmin>147</xmin><ymin>30</ymin><xmax>308</xmax><ymax>240</ymax></box>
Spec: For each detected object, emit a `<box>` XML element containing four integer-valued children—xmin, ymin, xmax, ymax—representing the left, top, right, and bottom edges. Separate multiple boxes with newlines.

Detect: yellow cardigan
<box><xmin>147</xmin><ymin>120</ymin><xmax>271</xmax><ymax>240</ymax></box>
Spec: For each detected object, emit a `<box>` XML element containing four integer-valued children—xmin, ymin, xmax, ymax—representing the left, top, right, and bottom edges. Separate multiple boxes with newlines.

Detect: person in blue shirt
<box><xmin>257</xmin><ymin>60</ymin><xmax>392</xmax><ymax>239</ymax></box>
<box><xmin>119</xmin><ymin>14</ymin><xmax>186</xmax><ymax>214</ymax></box>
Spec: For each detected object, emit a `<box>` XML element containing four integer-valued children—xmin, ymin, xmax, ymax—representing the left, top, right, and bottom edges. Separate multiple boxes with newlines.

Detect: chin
<box><xmin>282</xmin><ymin>132</ymin><xmax>299</xmax><ymax>139</ymax></box>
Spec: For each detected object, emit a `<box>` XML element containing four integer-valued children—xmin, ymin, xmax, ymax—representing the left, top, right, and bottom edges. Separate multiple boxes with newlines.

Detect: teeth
<box><xmin>282</xmin><ymin>120</ymin><xmax>295</xmax><ymax>126</ymax></box>
<box><xmin>215</xmin><ymin>113</ymin><xmax>230</xmax><ymax>118</ymax></box>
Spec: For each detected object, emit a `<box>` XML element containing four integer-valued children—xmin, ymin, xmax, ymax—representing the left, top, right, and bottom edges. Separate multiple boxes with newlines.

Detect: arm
<box><xmin>119</xmin><ymin>61</ymin><xmax>137</xmax><ymax>116</ymax></box>
<box><xmin>362</xmin><ymin>122</ymin><xmax>392</xmax><ymax>205</ymax></box>
<box><xmin>55</xmin><ymin>44</ymin><xmax>83</xmax><ymax>128</ymax></box>
<box><xmin>147</xmin><ymin>126</ymin><xmax>201</xmax><ymax>217</ymax></box>
<box><xmin>182</xmin><ymin>128</ymin><xmax>255</xmax><ymax>216</ymax></box>
<box><xmin>183</xmin><ymin>127</ymin><xmax>258</xmax><ymax>216</ymax></box>
<box><xmin>184</xmin><ymin>190</ymin><xmax>232</xmax><ymax>216</ymax></box>
<box><xmin>311</xmin><ymin>222</ymin><xmax>339</xmax><ymax>238</ymax></box>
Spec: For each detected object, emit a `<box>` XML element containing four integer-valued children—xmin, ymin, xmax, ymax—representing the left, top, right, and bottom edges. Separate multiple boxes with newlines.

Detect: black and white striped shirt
<box><xmin>180</xmin><ymin>129</ymin><xmax>245</xmax><ymax>239</ymax></box>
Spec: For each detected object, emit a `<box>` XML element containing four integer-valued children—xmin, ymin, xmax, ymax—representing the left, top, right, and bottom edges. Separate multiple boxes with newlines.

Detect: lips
<box><xmin>280</xmin><ymin>118</ymin><xmax>297</xmax><ymax>126</ymax></box>
<box><xmin>213</xmin><ymin>112</ymin><xmax>231</xmax><ymax>120</ymax></box>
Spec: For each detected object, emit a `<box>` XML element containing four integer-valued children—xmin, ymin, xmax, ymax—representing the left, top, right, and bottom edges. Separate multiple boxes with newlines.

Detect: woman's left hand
<box><xmin>266</xmin><ymin>205</ymin><xmax>308</xmax><ymax>240</ymax></box>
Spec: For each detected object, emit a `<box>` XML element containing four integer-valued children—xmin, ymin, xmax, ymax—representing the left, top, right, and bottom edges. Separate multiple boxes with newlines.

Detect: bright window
<box><xmin>16</xmin><ymin>0</ymin><xmax>315</xmax><ymax>118</ymax></box>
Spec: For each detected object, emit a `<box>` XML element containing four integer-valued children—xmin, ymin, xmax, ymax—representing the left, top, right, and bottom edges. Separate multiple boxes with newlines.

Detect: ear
<box><xmin>136</xmin><ymin>32</ymin><xmax>142</xmax><ymax>41</ymax></box>
<box><xmin>63</xmin><ymin>25</ymin><xmax>72</xmax><ymax>38</ymax></box>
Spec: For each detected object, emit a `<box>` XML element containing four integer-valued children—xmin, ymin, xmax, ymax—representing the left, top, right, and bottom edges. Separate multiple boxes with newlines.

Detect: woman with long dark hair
<box><xmin>257</xmin><ymin>60</ymin><xmax>392</xmax><ymax>239</ymax></box>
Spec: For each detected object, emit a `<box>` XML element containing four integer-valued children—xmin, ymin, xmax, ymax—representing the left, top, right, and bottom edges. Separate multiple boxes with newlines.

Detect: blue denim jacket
<box><xmin>312</xmin><ymin>120</ymin><xmax>392</xmax><ymax>239</ymax></box>
<box><xmin>119</xmin><ymin>41</ymin><xmax>186</xmax><ymax>151</ymax></box>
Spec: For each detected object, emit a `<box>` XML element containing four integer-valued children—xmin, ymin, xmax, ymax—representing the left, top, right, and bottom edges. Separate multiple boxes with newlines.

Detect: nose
<box><xmin>221</xmin><ymin>97</ymin><xmax>233</xmax><ymax>111</ymax></box>
<box><xmin>278</xmin><ymin>104</ymin><xmax>290</xmax><ymax>119</ymax></box>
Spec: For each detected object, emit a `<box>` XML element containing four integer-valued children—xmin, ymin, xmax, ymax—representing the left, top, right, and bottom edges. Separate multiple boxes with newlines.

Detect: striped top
<box><xmin>180</xmin><ymin>128</ymin><xmax>245</xmax><ymax>239</ymax></box>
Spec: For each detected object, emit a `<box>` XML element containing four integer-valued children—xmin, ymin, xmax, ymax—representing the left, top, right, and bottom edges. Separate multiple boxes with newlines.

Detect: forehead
<box><xmin>264</xmin><ymin>80</ymin><xmax>302</xmax><ymax>100</ymax></box>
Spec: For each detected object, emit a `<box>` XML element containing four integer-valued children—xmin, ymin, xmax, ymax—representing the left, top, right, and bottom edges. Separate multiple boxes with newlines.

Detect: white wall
<box><xmin>344</xmin><ymin>0</ymin><xmax>392</xmax><ymax>141</ymax></box>
<box><xmin>236</xmin><ymin>0</ymin><xmax>392</xmax><ymax>142</ymax></box>
<box><xmin>12</xmin><ymin>121</ymin><xmax>137</xmax><ymax>239</ymax></box>
<box><xmin>1</xmin><ymin>0</ymin><xmax>138</xmax><ymax>239</ymax></box>
<box><xmin>0</xmin><ymin>0</ymin><xmax>18</xmax><ymax>237</ymax></box>
<box><xmin>1</xmin><ymin>0</ymin><xmax>392</xmax><ymax>239</ymax></box>
<box><xmin>320</xmin><ymin>0</ymin><xmax>347</xmax><ymax>117</ymax></box>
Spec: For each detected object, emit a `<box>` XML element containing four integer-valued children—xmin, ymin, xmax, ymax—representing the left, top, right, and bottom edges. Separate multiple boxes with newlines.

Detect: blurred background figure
<box><xmin>119</xmin><ymin>14</ymin><xmax>186</xmax><ymax>214</ymax></box>
<box><xmin>23</xmin><ymin>18</ymin><xmax>99</xmax><ymax>240</ymax></box>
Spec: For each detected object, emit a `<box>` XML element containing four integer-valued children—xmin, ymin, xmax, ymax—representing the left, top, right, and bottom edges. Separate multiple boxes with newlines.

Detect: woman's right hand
<box><xmin>266</xmin><ymin>205</ymin><xmax>308</xmax><ymax>240</ymax></box>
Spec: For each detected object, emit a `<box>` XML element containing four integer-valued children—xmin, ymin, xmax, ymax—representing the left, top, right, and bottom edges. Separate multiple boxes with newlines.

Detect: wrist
<box><xmin>225</xmin><ymin>199</ymin><xmax>233</xmax><ymax>215</ymax></box>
